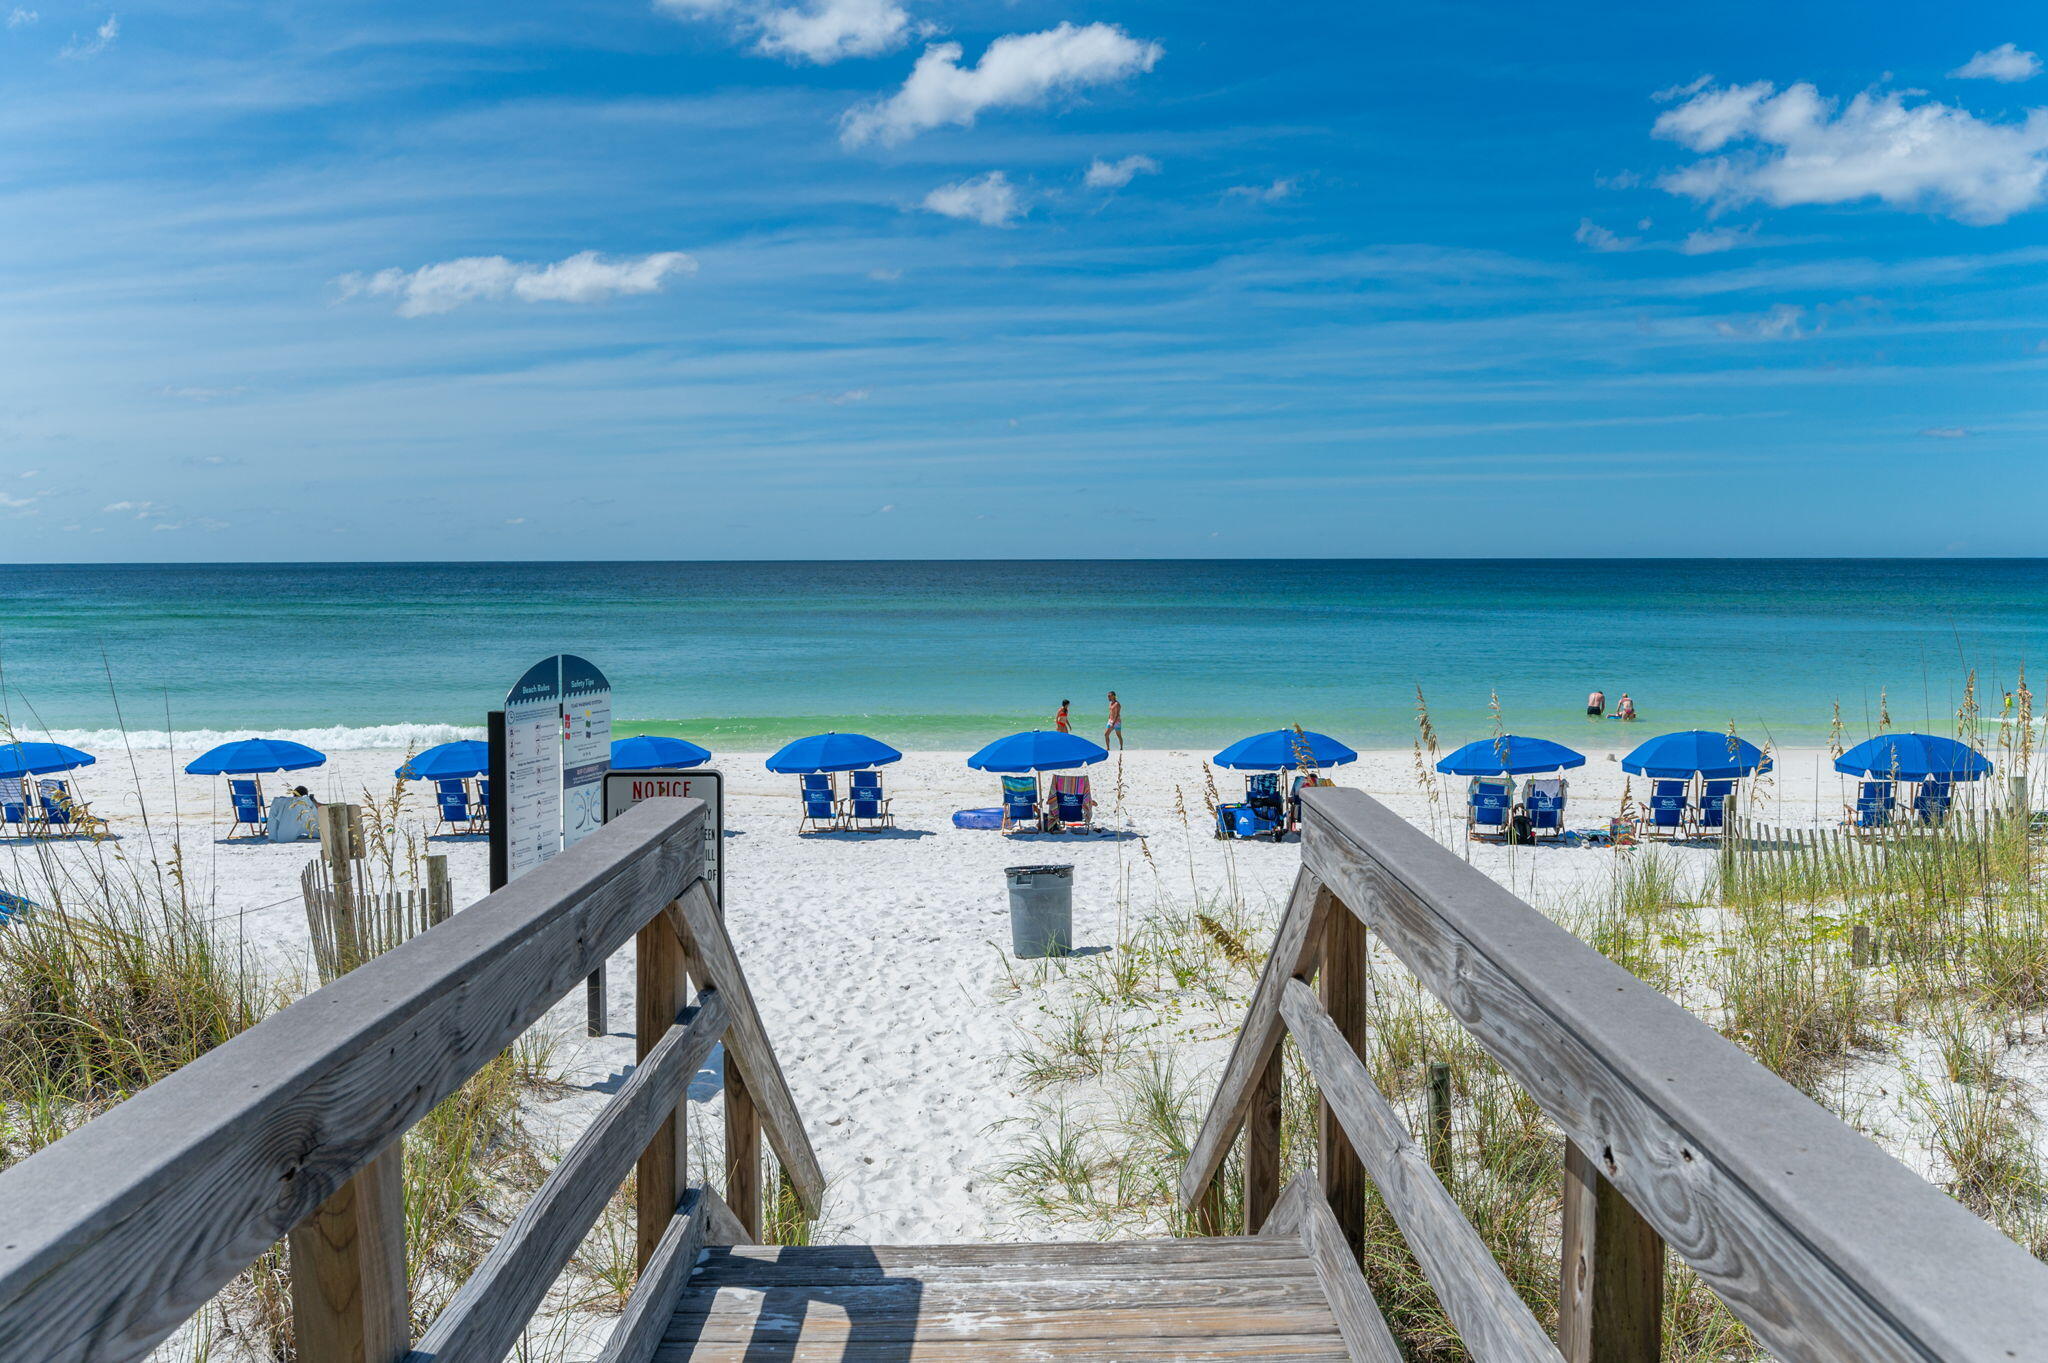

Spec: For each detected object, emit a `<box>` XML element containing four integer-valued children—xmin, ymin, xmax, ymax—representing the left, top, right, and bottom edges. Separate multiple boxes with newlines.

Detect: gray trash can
<box><xmin>1005</xmin><ymin>864</ymin><xmax>1074</xmax><ymax>958</ymax></box>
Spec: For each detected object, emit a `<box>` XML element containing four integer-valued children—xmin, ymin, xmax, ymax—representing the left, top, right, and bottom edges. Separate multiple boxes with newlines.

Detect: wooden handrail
<box><xmin>1183</xmin><ymin>785</ymin><xmax>2048</xmax><ymax>1362</ymax></box>
<box><xmin>669</xmin><ymin>880</ymin><xmax>827</xmax><ymax>1216</ymax></box>
<box><xmin>0</xmin><ymin>794</ymin><xmax>827</xmax><ymax>1363</ymax></box>
<box><xmin>1281</xmin><ymin>978</ymin><xmax>1561</xmax><ymax>1362</ymax></box>
<box><xmin>409</xmin><ymin>989</ymin><xmax>732</xmax><ymax>1363</ymax></box>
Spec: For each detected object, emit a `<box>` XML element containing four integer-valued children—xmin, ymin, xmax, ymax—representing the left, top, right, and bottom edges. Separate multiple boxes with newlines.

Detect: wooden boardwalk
<box><xmin>660</xmin><ymin>1239</ymin><xmax>1353</xmax><ymax>1361</ymax></box>
<box><xmin>6</xmin><ymin>790</ymin><xmax>2048</xmax><ymax>1363</ymax></box>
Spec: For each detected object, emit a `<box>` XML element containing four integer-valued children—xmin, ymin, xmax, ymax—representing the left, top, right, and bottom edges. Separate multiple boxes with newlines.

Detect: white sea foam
<box><xmin>26</xmin><ymin>723</ymin><xmax>484</xmax><ymax>753</ymax></box>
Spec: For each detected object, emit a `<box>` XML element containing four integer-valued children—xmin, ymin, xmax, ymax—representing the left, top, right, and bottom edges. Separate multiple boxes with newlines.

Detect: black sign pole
<box><xmin>487</xmin><ymin>709</ymin><xmax>508</xmax><ymax>892</ymax></box>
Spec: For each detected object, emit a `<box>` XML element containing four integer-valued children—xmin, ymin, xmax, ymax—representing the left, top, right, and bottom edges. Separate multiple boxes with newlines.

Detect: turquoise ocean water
<box><xmin>1</xmin><ymin>560</ymin><xmax>2043</xmax><ymax>751</ymax></box>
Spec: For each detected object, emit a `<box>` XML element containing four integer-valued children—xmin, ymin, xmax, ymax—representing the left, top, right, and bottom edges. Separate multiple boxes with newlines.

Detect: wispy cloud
<box><xmin>7</xmin><ymin>8</ymin><xmax>38</xmax><ymax>28</ymax></box>
<box><xmin>1575</xmin><ymin>218</ymin><xmax>1756</xmax><ymax>255</ymax></box>
<box><xmin>1652</xmin><ymin>77</ymin><xmax>2048</xmax><ymax>224</ymax></box>
<box><xmin>1084</xmin><ymin>154</ymin><xmax>1158</xmax><ymax>189</ymax></box>
<box><xmin>1715</xmin><ymin>303</ymin><xmax>1812</xmax><ymax>339</ymax></box>
<box><xmin>1918</xmin><ymin>426</ymin><xmax>1972</xmax><ymax>438</ymax></box>
<box><xmin>336</xmin><ymin>250</ymin><xmax>697</xmax><ymax>317</ymax></box>
<box><xmin>59</xmin><ymin>12</ymin><xmax>116</xmax><ymax>58</ymax></box>
<box><xmin>656</xmin><ymin>0</ymin><xmax>923</xmax><ymax>65</ymax></box>
<box><xmin>840</xmin><ymin>23</ymin><xmax>1162</xmax><ymax>147</ymax></box>
<box><xmin>921</xmin><ymin>170</ymin><xmax>1022</xmax><ymax>226</ymax></box>
<box><xmin>157</xmin><ymin>385</ymin><xmax>246</xmax><ymax>401</ymax></box>
<box><xmin>1226</xmin><ymin>177</ymin><xmax>1295</xmax><ymax>204</ymax></box>
<box><xmin>1952</xmin><ymin>43</ymin><xmax>2040</xmax><ymax>84</ymax></box>
<box><xmin>1575</xmin><ymin>218</ymin><xmax>1638</xmax><ymax>252</ymax></box>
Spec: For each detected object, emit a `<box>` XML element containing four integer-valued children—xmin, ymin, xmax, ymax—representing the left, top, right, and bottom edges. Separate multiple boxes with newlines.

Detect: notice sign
<box><xmin>605</xmin><ymin>767</ymin><xmax>723</xmax><ymax>905</ymax></box>
<box><xmin>501</xmin><ymin>653</ymin><xmax>613</xmax><ymax>881</ymax></box>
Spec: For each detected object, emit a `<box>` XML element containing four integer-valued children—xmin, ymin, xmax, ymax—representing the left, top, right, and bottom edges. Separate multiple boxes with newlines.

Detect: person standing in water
<box><xmin>1104</xmin><ymin>691</ymin><xmax>1123</xmax><ymax>750</ymax></box>
<box><xmin>1617</xmin><ymin>693</ymin><xmax>1637</xmax><ymax>721</ymax></box>
<box><xmin>1054</xmin><ymin>699</ymin><xmax>1072</xmax><ymax>733</ymax></box>
<box><xmin>1586</xmin><ymin>688</ymin><xmax>1605</xmax><ymax>718</ymax></box>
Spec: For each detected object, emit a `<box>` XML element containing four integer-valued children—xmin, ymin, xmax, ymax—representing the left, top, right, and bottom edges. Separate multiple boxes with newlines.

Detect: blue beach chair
<box><xmin>475</xmin><ymin>778</ymin><xmax>492</xmax><ymax>830</ymax></box>
<box><xmin>798</xmin><ymin>773</ymin><xmax>841</xmax><ymax>833</ymax></box>
<box><xmin>1467</xmin><ymin>778</ymin><xmax>1512</xmax><ymax>838</ymax></box>
<box><xmin>38</xmin><ymin>781</ymin><xmax>103</xmax><ymax>838</ymax></box>
<box><xmin>1525</xmin><ymin>777</ymin><xmax>1566</xmax><ymax>836</ymax></box>
<box><xmin>1245</xmin><ymin>773</ymin><xmax>1286</xmax><ymax>838</ymax></box>
<box><xmin>1644</xmin><ymin>780</ymin><xmax>1687</xmax><ymax>838</ymax></box>
<box><xmin>1001</xmin><ymin>776</ymin><xmax>1040</xmax><ymax>832</ymax></box>
<box><xmin>1913</xmin><ymin>779</ymin><xmax>1953</xmax><ymax>826</ymax></box>
<box><xmin>227</xmin><ymin>778</ymin><xmax>267</xmax><ymax>839</ymax></box>
<box><xmin>1697</xmin><ymin>779</ymin><xmax>1736</xmax><ymax>832</ymax></box>
<box><xmin>1052</xmin><ymin>774</ymin><xmax>1094</xmax><ymax>831</ymax></box>
<box><xmin>1</xmin><ymin>778</ymin><xmax>32</xmax><ymax>836</ymax></box>
<box><xmin>434</xmin><ymin>778</ymin><xmax>484</xmax><ymax>834</ymax></box>
<box><xmin>1853</xmin><ymin>780</ymin><xmax>1896</xmax><ymax>830</ymax></box>
<box><xmin>846</xmin><ymin>770</ymin><xmax>893</xmax><ymax>830</ymax></box>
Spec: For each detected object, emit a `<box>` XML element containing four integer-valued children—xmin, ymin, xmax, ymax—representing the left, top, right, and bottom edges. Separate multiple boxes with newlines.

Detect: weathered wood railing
<box><xmin>0</xmin><ymin>797</ymin><xmax>823</xmax><ymax>1363</ymax></box>
<box><xmin>1182</xmin><ymin>785</ymin><xmax>2048</xmax><ymax>1362</ymax></box>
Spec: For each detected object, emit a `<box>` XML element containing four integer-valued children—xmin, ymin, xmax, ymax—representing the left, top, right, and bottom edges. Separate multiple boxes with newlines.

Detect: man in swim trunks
<box><xmin>1587</xmin><ymin>689</ymin><xmax>1605</xmax><ymax>718</ymax></box>
<box><xmin>1054</xmin><ymin>700</ymin><xmax>1072</xmax><ymax>733</ymax></box>
<box><xmin>1104</xmin><ymin>691</ymin><xmax>1123</xmax><ymax>750</ymax></box>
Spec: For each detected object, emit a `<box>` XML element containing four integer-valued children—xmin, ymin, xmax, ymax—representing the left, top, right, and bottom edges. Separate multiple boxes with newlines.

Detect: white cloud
<box><xmin>1716</xmin><ymin>303</ymin><xmax>1811</xmax><ymax>339</ymax></box>
<box><xmin>1679</xmin><ymin>224</ymin><xmax>1755</xmax><ymax>254</ymax></box>
<box><xmin>1575</xmin><ymin>218</ymin><xmax>1638</xmax><ymax>252</ymax></box>
<box><xmin>60</xmin><ymin>12</ymin><xmax>115</xmax><ymax>58</ymax></box>
<box><xmin>7</xmin><ymin>9</ymin><xmax>38</xmax><ymax>27</ymax></box>
<box><xmin>0</xmin><ymin>492</ymin><xmax>34</xmax><ymax>509</ymax></box>
<box><xmin>867</xmin><ymin>266</ymin><xmax>902</xmax><ymax>281</ymax></box>
<box><xmin>1085</xmin><ymin>154</ymin><xmax>1158</xmax><ymax>189</ymax></box>
<box><xmin>921</xmin><ymin>170</ymin><xmax>1022</xmax><ymax>226</ymax></box>
<box><xmin>658</xmin><ymin>0</ymin><xmax>920</xmax><ymax>65</ymax></box>
<box><xmin>1225</xmin><ymin>178</ymin><xmax>1295</xmax><ymax>204</ymax></box>
<box><xmin>157</xmin><ymin>385</ymin><xmax>245</xmax><ymax>401</ymax></box>
<box><xmin>841</xmin><ymin>22</ymin><xmax>1162</xmax><ymax>147</ymax></box>
<box><xmin>19</xmin><ymin>468</ymin><xmax>39</xmax><ymax>479</ymax></box>
<box><xmin>1652</xmin><ymin>79</ymin><xmax>2048</xmax><ymax>224</ymax></box>
<box><xmin>103</xmin><ymin>499</ymin><xmax>160</xmax><ymax>517</ymax></box>
<box><xmin>1919</xmin><ymin>426</ymin><xmax>1972</xmax><ymax>438</ymax></box>
<box><xmin>505</xmin><ymin>517</ymin><xmax>527</xmax><ymax>525</ymax></box>
<box><xmin>338</xmin><ymin>250</ymin><xmax>697</xmax><ymax>317</ymax></box>
<box><xmin>1953</xmin><ymin>44</ymin><xmax>2040</xmax><ymax>84</ymax></box>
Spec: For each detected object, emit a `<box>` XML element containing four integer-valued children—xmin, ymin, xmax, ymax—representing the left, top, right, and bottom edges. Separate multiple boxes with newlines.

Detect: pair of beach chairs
<box><xmin>1002</xmin><ymin>775</ymin><xmax>1095</xmax><ymax>834</ymax></box>
<box><xmin>799</xmin><ymin>770</ymin><xmax>894</xmax><ymax>833</ymax></box>
<box><xmin>1</xmin><ymin>778</ymin><xmax>106</xmax><ymax>839</ymax></box>
<box><xmin>1465</xmin><ymin>777</ymin><xmax>1567</xmax><ymax>840</ymax></box>
<box><xmin>1639</xmin><ymin>778</ymin><xmax>1737</xmax><ymax>839</ymax></box>
<box><xmin>1216</xmin><ymin>773</ymin><xmax>1313</xmax><ymax>841</ymax></box>
<box><xmin>1850</xmin><ymin>779</ymin><xmax>1951</xmax><ymax>831</ymax></box>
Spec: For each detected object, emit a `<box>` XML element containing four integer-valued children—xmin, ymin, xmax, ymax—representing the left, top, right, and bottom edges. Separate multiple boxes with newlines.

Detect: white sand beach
<box><xmin>2</xmin><ymin>743</ymin><xmax>1866</xmax><ymax>1243</ymax></box>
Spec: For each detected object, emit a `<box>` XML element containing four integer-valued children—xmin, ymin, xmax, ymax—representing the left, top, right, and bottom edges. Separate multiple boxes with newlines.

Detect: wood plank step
<box><xmin>659</xmin><ymin>1238</ymin><xmax>1351</xmax><ymax>1362</ymax></box>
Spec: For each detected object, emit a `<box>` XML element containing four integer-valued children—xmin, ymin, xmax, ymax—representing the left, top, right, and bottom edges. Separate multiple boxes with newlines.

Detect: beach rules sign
<box><xmin>494</xmin><ymin>653</ymin><xmax>612</xmax><ymax>885</ymax></box>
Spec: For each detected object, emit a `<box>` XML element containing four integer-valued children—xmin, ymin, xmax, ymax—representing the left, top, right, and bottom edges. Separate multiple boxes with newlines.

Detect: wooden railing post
<box><xmin>724</xmin><ymin>1060</ymin><xmax>763</xmax><ymax>1240</ymax></box>
<box><xmin>635</xmin><ymin>899</ymin><xmax>691</xmax><ymax>1271</ymax></box>
<box><xmin>1318</xmin><ymin>902</ymin><xmax>1369</xmax><ymax>1260</ymax></box>
<box><xmin>1243</xmin><ymin>1047</ymin><xmax>1284</xmax><ymax>1233</ymax></box>
<box><xmin>1559</xmin><ymin>1140</ymin><xmax>1663</xmax><ymax>1363</ymax></box>
<box><xmin>289</xmin><ymin>1146</ymin><xmax>408</xmax><ymax>1363</ymax></box>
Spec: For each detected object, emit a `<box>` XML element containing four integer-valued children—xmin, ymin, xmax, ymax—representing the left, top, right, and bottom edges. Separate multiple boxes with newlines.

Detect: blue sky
<box><xmin>4</xmin><ymin>0</ymin><xmax>2046</xmax><ymax>560</ymax></box>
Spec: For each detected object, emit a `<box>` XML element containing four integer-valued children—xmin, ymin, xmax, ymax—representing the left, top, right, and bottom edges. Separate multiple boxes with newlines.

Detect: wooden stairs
<box><xmin>654</xmin><ymin>1177</ymin><xmax>1392</xmax><ymax>1362</ymax></box>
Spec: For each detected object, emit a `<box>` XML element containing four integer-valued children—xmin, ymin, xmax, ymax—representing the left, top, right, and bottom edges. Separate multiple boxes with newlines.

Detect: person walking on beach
<box><xmin>1054</xmin><ymin>699</ymin><xmax>1072</xmax><ymax>734</ymax></box>
<box><xmin>1104</xmin><ymin>691</ymin><xmax>1123</xmax><ymax>750</ymax></box>
<box><xmin>1586</xmin><ymin>689</ymin><xmax>1605</xmax><ymax>718</ymax></box>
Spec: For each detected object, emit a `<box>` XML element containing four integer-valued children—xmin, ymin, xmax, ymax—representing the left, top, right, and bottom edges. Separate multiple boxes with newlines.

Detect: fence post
<box><xmin>635</xmin><ymin>900</ymin><xmax>691</xmax><ymax>1270</ymax></box>
<box><xmin>425</xmin><ymin>854</ymin><xmax>451</xmax><ymax>926</ymax></box>
<box><xmin>1427</xmin><ymin>1061</ymin><xmax>1454</xmax><ymax>1188</ymax></box>
<box><xmin>316</xmin><ymin>803</ymin><xmax>361</xmax><ymax>974</ymax></box>
<box><xmin>1559</xmin><ymin>1140</ymin><xmax>1663</xmax><ymax>1363</ymax></box>
<box><xmin>1319</xmin><ymin>903</ymin><xmax>1370</xmax><ymax>1260</ymax></box>
<box><xmin>1243</xmin><ymin>1047</ymin><xmax>1284</xmax><ymax>1233</ymax></box>
<box><xmin>289</xmin><ymin>1145</ymin><xmax>409</xmax><ymax>1363</ymax></box>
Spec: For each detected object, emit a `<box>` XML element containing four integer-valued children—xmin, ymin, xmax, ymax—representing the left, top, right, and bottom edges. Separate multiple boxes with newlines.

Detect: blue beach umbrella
<box><xmin>0</xmin><ymin>741</ymin><xmax>96</xmax><ymax>779</ymax></box>
<box><xmin>185</xmin><ymin>738</ymin><xmax>327</xmax><ymax>776</ymax></box>
<box><xmin>967</xmin><ymin>730</ymin><xmax>1110</xmax><ymax>774</ymax></box>
<box><xmin>766</xmin><ymin>732</ymin><xmax>902</xmax><ymax>774</ymax></box>
<box><xmin>394</xmin><ymin>740</ymin><xmax>490</xmax><ymax>781</ymax></box>
<box><xmin>1622</xmin><ymin>731</ymin><xmax>1772</xmax><ymax>780</ymax></box>
<box><xmin>612</xmin><ymin>735</ymin><xmax>712</xmax><ymax>770</ymax></box>
<box><xmin>1436</xmin><ymin>735</ymin><xmax>1586</xmax><ymax>777</ymax></box>
<box><xmin>1835</xmin><ymin>733</ymin><xmax>1992</xmax><ymax>782</ymax></box>
<box><xmin>1213</xmin><ymin>729</ymin><xmax>1359</xmax><ymax>772</ymax></box>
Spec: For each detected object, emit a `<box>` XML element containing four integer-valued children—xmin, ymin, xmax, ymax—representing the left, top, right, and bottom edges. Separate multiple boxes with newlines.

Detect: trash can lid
<box><xmin>1004</xmin><ymin>864</ymin><xmax>1074</xmax><ymax>877</ymax></box>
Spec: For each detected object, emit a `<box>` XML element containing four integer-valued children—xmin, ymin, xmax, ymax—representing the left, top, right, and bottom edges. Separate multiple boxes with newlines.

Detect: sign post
<box><xmin>486</xmin><ymin>653</ymin><xmax>613</xmax><ymax>1034</ymax></box>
